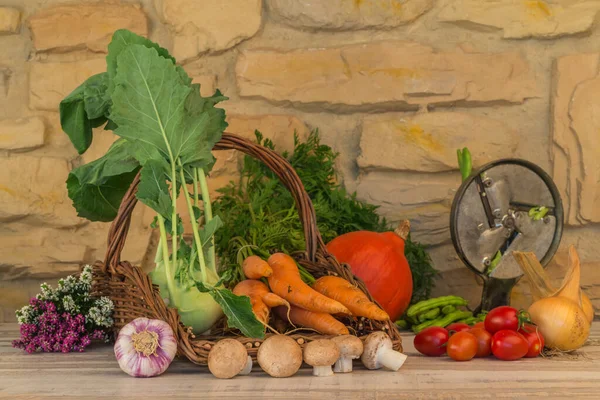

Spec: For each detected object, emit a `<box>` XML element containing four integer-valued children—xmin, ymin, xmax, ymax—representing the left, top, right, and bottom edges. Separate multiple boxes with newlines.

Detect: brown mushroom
<box><xmin>361</xmin><ymin>332</ymin><xmax>407</xmax><ymax>371</ymax></box>
<box><xmin>257</xmin><ymin>335</ymin><xmax>303</xmax><ymax>378</ymax></box>
<box><xmin>331</xmin><ymin>335</ymin><xmax>364</xmax><ymax>373</ymax></box>
<box><xmin>303</xmin><ymin>339</ymin><xmax>340</xmax><ymax>377</ymax></box>
<box><xmin>208</xmin><ymin>339</ymin><xmax>252</xmax><ymax>379</ymax></box>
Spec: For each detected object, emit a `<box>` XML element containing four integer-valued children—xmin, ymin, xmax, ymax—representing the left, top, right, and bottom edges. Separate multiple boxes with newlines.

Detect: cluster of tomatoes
<box><xmin>413</xmin><ymin>306</ymin><xmax>544</xmax><ymax>361</ymax></box>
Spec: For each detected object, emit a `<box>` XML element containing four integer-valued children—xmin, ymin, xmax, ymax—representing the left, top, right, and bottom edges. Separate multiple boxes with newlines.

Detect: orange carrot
<box><xmin>242</xmin><ymin>255</ymin><xmax>273</xmax><ymax>279</ymax></box>
<box><xmin>312</xmin><ymin>276</ymin><xmax>390</xmax><ymax>321</ymax></box>
<box><xmin>267</xmin><ymin>253</ymin><xmax>350</xmax><ymax>315</ymax></box>
<box><xmin>232</xmin><ymin>280</ymin><xmax>289</xmax><ymax>324</ymax></box>
<box><xmin>262</xmin><ymin>292</ymin><xmax>289</xmax><ymax>308</ymax></box>
<box><xmin>274</xmin><ymin>305</ymin><xmax>349</xmax><ymax>335</ymax></box>
<box><xmin>233</xmin><ymin>280</ymin><xmax>270</xmax><ymax>323</ymax></box>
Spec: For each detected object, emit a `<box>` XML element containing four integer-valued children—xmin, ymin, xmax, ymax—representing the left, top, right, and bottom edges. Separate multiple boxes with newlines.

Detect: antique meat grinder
<box><xmin>450</xmin><ymin>158</ymin><xmax>564</xmax><ymax>313</ymax></box>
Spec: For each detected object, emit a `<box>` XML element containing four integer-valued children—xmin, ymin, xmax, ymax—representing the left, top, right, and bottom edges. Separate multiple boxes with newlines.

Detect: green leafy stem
<box><xmin>456</xmin><ymin>147</ymin><xmax>472</xmax><ymax>182</ymax></box>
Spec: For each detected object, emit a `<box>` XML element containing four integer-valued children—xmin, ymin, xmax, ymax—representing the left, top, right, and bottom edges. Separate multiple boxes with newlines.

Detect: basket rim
<box><xmin>93</xmin><ymin>132</ymin><xmax>404</xmax><ymax>365</ymax></box>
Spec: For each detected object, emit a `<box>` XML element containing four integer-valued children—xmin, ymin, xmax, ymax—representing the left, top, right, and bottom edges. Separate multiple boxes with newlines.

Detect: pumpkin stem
<box><xmin>394</xmin><ymin>220</ymin><xmax>411</xmax><ymax>240</ymax></box>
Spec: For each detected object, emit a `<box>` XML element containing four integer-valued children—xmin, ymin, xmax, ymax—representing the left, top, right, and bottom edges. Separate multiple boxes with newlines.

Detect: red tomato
<box><xmin>485</xmin><ymin>306</ymin><xmax>520</xmax><ymax>333</ymax></box>
<box><xmin>469</xmin><ymin>328</ymin><xmax>492</xmax><ymax>358</ymax></box>
<box><xmin>447</xmin><ymin>331</ymin><xmax>478</xmax><ymax>361</ymax></box>
<box><xmin>491</xmin><ymin>330</ymin><xmax>529</xmax><ymax>361</ymax></box>
<box><xmin>518</xmin><ymin>324</ymin><xmax>545</xmax><ymax>358</ymax></box>
<box><xmin>446</xmin><ymin>323</ymin><xmax>470</xmax><ymax>335</ymax></box>
<box><xmin>414</xmin><ymin>327</ymin><xmax>449</xmax><ymax>357</ymax></box>
<box><xmin>472</xmin><ymin>322</ymin><xmax>485</xmax><ymax>330</ymax></box>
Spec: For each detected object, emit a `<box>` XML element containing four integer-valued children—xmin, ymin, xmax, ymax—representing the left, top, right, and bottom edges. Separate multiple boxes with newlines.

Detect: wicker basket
<box><xmin>91</xmin><ymin>132</ymin><xmax>402</xmax><ymax>365</ymax></box>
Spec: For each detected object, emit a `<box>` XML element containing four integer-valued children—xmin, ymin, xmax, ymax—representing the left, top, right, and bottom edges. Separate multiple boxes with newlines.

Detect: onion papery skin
<box><xmin>114</xmin><ymin>317</ymin><xmax>177</xmax><ymax>378</ymax></box>
<box><xmin>528</xmin><ymin>297</ymin><xmax>590</xmax><ymax>351</ymax></box>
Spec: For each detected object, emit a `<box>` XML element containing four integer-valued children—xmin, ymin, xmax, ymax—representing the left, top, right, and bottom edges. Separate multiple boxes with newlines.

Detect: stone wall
<box><xmin>1</xmin><ymin>0</ymin><xmax>599</xmax><ymax>321</ymax></box>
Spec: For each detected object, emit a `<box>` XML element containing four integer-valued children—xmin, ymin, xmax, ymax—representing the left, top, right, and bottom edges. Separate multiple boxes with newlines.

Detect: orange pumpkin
<box><xmin>326</xmin><ymin>227</ymin><xmax>413</xmax><ymax>321</ymax></box>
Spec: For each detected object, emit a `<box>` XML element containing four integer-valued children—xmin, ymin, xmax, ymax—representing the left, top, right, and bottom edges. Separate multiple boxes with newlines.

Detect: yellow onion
<box><xmin>514</xmin><ymin>248</ymin><xmax>594</xmax><ymax>323</ymax></box>
<box><xmin>581</xmin><ymin>295</ymin><xmax>594</xmax><ymax>324</ymax></box>
<box><xmin>515</xmin><ymin>246</ymin><xmax>591</xmax><ymax>351</ymax></box>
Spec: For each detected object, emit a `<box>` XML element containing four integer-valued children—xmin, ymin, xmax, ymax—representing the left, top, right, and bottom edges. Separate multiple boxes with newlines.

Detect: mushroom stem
<box><xmin>377</xmin><ymin>349</ymin><xmax>407</xmax><ymax>371</ymax></box>
<box><xmin>312</xmin><ymin>365</ymin><xmax>334</xmax><ymax>377</ymax></box>
<box><xmin>333</xmin><ymin>357</ymin><xmax>353</xmax><ymax>373</ymax></box>
<box><xmin>239</xmin><ymin>356</ymin><xmax>253</xmax><ymax>375</ymax></box>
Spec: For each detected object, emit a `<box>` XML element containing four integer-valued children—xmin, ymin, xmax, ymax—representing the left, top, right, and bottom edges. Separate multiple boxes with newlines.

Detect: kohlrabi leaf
<box><xmin>136</xmin><ymin>158</ymin><xmax>172</xmax><ymax>218</ymax></box>
<box><xmin>66</xmin><ymin>138</ymin><xmax>140</xmax><ymax>221</ymax></box>
<box><xmin>83</xmin><ymin>73</ymin><xmax>111</xmax><ymax>119</ymax></box>
<box><xmin>195</xmin><ymin>283</ymin><xmax>265</xmax><ymax>339</ymax></box>
<box><xmin>60</xmin><ymin>85</ymin><xmax>94</xmax><ymax>154</ymax></box>
<box><xmin>60</xmin><ymin>73</ymin><xmax>114</xmax><ymax>154</ymax></box>
<box><xmin>183</xmin><ymin>87</ymin><xmax>228</xmax><ymax>168</ymax></box>
<box><xmin>109</xmin><ymin>44</ymin><xmax>226</xmax><ymax>171</ymax></box>
<box><xmin>199</xmin><ymin>215</ymin><xmax>223</xmax><ymax>248</ymax></box>
<box><xmin>105</xmin><ymin>120</ymin><xmax>118</xmax><ymax>131</ymax></box>
<box><xmin>192</xmin><ymin>206</ymin><xmax>202</xmax><ymax>221</ymax></box>
<box><xmin>106</xmin><ymin>29</ymin><xmax>190</xmax><ymax>95</ymax></box>
<box><xmin>164</xmin><ymin>215</ymin><xmax>184</xmax><ymax>237</ymax></box>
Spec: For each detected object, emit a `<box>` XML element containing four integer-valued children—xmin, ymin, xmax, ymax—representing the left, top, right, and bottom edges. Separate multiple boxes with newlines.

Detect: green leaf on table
<box><xmin>66</xmin><ymin>138</ymin><xmax>140</xmax><ymax>221</ymax></box>
<box><xmin>136</xmin><ymin>159</ymin><xmax>172</xmax><ymax>218</ymax></box>
<box><xmin>195</xmin><ymin>283</ymin><xmax>265</xmax><ymax>339</ymax></box>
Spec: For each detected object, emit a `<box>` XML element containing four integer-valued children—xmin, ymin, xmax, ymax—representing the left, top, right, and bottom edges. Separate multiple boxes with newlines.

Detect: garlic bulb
<box><xmin>114</xmin><ymin>317</ymin><xmax>177</xmax><ymax>377</ymax></box>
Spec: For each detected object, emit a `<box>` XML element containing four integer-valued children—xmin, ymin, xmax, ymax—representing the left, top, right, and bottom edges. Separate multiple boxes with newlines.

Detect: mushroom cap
<box><xmin>361</xmin><ymin>332</ymin><xmax>392</xmax><ymax>369</ymax></box>
<box><xmin>208</xmin><ymin>339</ymin><xmax>249</xmax><ymax>379</ymax></box>
<box><xmin>303</xmin><ymin>339</ymin><xmax>340</xmax><ymax>367</ymax></box>
<box><xmin>331</xmin><ymin>335</ymin><xmax>364</xmax><ymax>359</ymax></box>
<box><xmin>257</xmin><ymin>335</ymin><xmax>303</xmax><ymax>378</ymax></box>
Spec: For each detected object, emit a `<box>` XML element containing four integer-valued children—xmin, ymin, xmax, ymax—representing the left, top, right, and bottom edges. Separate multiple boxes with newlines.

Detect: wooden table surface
<box><xmin>1</xmin><ymin>323</ymin><xmax>599</xmax><ymax>400</ymax></box>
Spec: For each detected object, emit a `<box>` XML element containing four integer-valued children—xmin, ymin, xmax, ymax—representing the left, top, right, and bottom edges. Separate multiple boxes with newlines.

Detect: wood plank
<box><xmin>0</xmin><ymin>323</ymin><xmax>598</xmax><ymax>399</ymax></box>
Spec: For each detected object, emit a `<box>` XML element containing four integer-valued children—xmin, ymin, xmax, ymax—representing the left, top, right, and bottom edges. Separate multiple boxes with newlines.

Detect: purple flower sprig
<box><xmin>13</xmin><ymin>265</ymin><xmax>113</xmax><ymax>354</ymax></box>
<box><xmin>12</xmin><ymin>300</ymin><xmax>108</xmax><ymax>353</ymax></box>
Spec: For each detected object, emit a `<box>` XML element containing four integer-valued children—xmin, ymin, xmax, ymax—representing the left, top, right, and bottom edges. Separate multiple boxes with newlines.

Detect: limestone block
<box><xmin>0</xmin><ymin>117</ymin><xmax>45</xmax><ymax>151</ymax></box>
<box><xmin>28</xmin><ymin>2</ymin><xmax>147</xmax><ymax>52</ymax></box>
<box><xmin>268</xmin><ymin>0</ymin><xmax>433</xmax><ymax>30</ymax></box>
<box><xmin>155</xmin><ymin>0</ymin><xmax>262</xmax><ymax>62</ymax></box>
<box><xmin>236</xmin><ymin>41</ymin><xmax>538</xmax><ymax>110</ymax></box>
<box><xmin>439</xmin><ymin>0</ymin><xmax>600</xmax><ymax>39</ymax></box>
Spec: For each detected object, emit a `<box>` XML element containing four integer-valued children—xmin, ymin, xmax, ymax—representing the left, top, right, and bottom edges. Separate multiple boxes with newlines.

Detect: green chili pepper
<box><xmin>412</xmin><ymin>310</ymin><xmax>473</xmax><ymax>333</ymax></box>
<box><xmin>395</xmin><ymin>319</ymin><xmax>408</xmax><ymax>329</ymax></box>
<box><xmin>406</xmin><ymin>296</ymin><xmax>468</xmax><ymax>318</ymax></box>
<box><xmin>457</xmin><ymin>317</ymin><xmax>479</xmax><ymax>325</ymax></box>
<box><xmin>418</xmin><ymin>307</ymin><xmax>441</xmax><ymax>322</ymax></box>
<box><xmin>405</xmin><ymin>314</ymin><xmax>419</xmax><ymax>325</ymax></box>
<box><xmin>457</xmin><ymin>147</ymin><xmax>472</xmax><ymax>182</ymax></box>
<box><xmin>476</xmin><ymin>311</ymin><xmax>488</xmax><ymax>321</ymax></box>
<box><xmin>442</xmin><ymin>305</ymin><xmax>456</xmax><ymax>315</ymax></box>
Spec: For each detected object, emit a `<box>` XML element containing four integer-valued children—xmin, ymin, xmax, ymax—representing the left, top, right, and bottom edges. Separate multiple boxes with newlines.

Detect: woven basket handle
<box><xmin>102</xmin><ymin>133</ymin><xmax>324</xmax><ymax>272</ymax></box>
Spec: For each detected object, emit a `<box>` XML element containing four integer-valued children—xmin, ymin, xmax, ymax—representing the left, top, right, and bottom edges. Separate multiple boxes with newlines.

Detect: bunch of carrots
<box><xmin>233</xmin><ymin>253</ymin><xmax>389</xmax><ymax>335</ymax></box>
